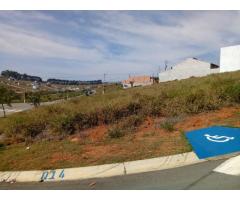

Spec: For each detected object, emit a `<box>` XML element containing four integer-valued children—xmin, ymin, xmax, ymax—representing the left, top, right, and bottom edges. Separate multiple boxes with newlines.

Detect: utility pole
<box><xmin>102</xmin><ymin>73</ymin><xmax>106</xmax><ymax>94</ymax></box>
<box><xmin>23</xmin><ymin>90</ymin><xmax>26</xmax><ymax>103</ymax></box>
<box><xmin>66</xmin><ymin>85</ymin><xmax>69</xmax><ymax>100</ymax></box>
<box><xmin>164</xmin><ymin>60</ymin><xmax>168</xmax><ymax>71</ymax></box>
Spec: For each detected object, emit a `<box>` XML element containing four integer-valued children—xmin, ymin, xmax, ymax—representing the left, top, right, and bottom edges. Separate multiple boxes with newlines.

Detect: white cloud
<box><xmin>1</xmin><ymin>11</ymin><xmax>240</xmax><ymax>80</ymax></box>
<box><xmin>87</xmin><ymin>11</ymin><xmax>240</xmax><ymax>65</ymax></box>
<box><xmin>0</xmin><ymin>23</ymin><xmax>103</xmax><ymax>61</ymax></box>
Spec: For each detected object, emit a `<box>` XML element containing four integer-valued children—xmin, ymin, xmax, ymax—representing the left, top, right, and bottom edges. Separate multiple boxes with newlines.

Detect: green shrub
<box><xmin>183</xmin><ymin>89</ymin><xmax>220</xmax><ymax>114</ymax></box>
<box><xmin>26</xmin><ymin>92</ymin><xmax>41</xmax><ymax>107</ymax></box>
<box><xmin>107</xmin><ymin>127</ymin><xmax>124</xmax><ymax>138</ymax></box>
<box><xmin>137</xmin><ymin>95</ymin><xmax>163</xmax><ymax>116</ymax></box>
<box><xmin>120</xmin><ymin>114</ymin><xmax>144</xmax><ymax>131</ymax></box>
<box><xmin>99</xmin><ymin>104</ymin><xmax>123</xmax><ymax>124</ymax></box>
<box><xmin>160</xmin><ymin>121</ymin><xmax>175</xmax><ymax>132</ymax></box>
<box><xmin>225</xmin><ymin>83</ymin><xmax>240</xmax><ymax>103</ymax></box>
<box><xmin>49</xmin><ymin>114</ymin><xmax>76</xmax><ymax>136</ymax></box>
<box><xmin>0</xmin><ymin>112</ymin><xmax>46</xmax><ymax>143</ymax></box>
<box><xmin>160</xmin><ymin>117</ymin><xmax>181</xmax><ymax>132</ymax></box>
<box><xmin>126</xmin><ymin>101</ymin><xmax>142</xmax><ymax>115</ymax></box>
<box><xmin>73</xmin><ymin>112</ymin><xmax>98</xmax><ymax>130</ymax></box>
<box><xmin>161</xmin><ymin>97</ymin><xmax>185</xmax><ymax>116</ymax></box>
<box><xmin>107</xmin><ymin>115</ymin><xmax>144</xmax><ymax>138</ymax></box>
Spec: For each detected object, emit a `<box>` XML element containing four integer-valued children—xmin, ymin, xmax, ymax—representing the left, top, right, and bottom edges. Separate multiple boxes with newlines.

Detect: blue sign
<box><xmin>186</xmin><ymin>126</ymin><xmax>240</xmax><ymax>159</ymax></box>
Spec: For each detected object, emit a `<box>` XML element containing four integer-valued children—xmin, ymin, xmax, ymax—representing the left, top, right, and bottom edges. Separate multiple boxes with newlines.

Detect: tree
<box><xmin>26</xmin><ymin>92</ymin><xmax>41</xmax><ymax>107</ymax></box>
<box><xmin>130</xmin><ymin>81</ymin><xmax>134</xmax><ymax>88</ymax></box>
<box><xmin>0</xmin><ymin>86</ymin><xmax>15</xmax><ymax>117</ymax></box>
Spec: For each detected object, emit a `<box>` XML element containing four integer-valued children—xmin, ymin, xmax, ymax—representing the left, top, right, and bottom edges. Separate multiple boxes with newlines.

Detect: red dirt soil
<box><xmin>176</xmin><ymin>106</ymin><xmax>240</xmax><ymax>131</ymax></box>
<box><xmin>69</xmin><ymin>125</ymin><xmax>108</xmax><ymax>143</ymax></box>
<box><xmin>55</xmin><ymin>106</ymin><xmax>240</xmax><ymax>165</ymax></box>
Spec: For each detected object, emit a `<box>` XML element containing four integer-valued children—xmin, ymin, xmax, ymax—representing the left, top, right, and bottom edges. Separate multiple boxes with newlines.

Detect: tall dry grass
<box><xmin>1</xmin><ymin>70</ymin><xmax>240</xmax><ymax>144</ymax></box>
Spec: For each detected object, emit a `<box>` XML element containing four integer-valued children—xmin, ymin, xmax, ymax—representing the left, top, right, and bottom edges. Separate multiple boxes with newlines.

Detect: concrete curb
<box><xmin>0</xmin><ymin>152</ymin><xmax>205</xmax><ymax>183</ymax></box>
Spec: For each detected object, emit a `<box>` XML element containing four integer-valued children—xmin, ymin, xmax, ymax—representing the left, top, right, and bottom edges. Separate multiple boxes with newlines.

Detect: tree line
<box><xmin>1</xmin><ymin>70</ymin><xmax>42</xmax><ymax>82</ymax></box>
<box><xmin>1</xmin><ymin>70</ymin><xmax>102</xmax><ymax>85</ymax></box>
<box><xmin>47</xmin><ymin>78</ymin><xmax>102</xmax><ymax>85</ymax></box>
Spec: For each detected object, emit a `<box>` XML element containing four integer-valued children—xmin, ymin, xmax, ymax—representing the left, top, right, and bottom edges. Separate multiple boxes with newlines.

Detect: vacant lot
<box><xmin>1</xmin><ymin>106</ymin><xmax>240</xmax><ymax>171</ymax></box>
<box><xmin>0</xmin><ymin>71</ymin><xmax>240</xmax><ymax>170</ymax></box>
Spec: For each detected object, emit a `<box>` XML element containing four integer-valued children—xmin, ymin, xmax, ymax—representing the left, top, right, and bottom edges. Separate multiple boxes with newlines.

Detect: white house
<box><xmin>220</xmin><ymin>45</ymin><xmax>240</xmax><ymax>73</ymax></box>
<box><xmin>159</xmin><ymin>58</ymin><xmax>219</xmax><ymax>83</ymax></box>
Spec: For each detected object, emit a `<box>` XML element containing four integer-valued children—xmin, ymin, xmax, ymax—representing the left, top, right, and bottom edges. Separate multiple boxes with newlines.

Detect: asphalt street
<box><xmin>0</xmin><ymin>103</ymin><xmax>32</xmax><ymax>117</ymax></box>
<box><xmin>0</xmin><ymin>100</ymin><xmax>64</xmax><ymax>117</ymax></box>
<box><xmin>1</xmin><ymin>158</ymin><xmax>240</xmax><ymax>190</ymax></box>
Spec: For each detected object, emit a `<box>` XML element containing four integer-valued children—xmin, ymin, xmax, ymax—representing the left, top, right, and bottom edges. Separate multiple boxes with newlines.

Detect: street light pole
<box><xmin>103</xmin><ymin>73</ymin><xmax>106</xmax><ymax>94</ymax></box>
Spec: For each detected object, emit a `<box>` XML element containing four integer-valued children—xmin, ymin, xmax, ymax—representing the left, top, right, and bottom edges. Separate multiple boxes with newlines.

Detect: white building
<box><xmin>220</xmin><ymin>45</ymin><xmax>240</xmax><ymax>73</ymax></box>
<box><xmin>159</xmin><ymin>58</ymin><xmax>219</xmax><ymax>83</ymax></box>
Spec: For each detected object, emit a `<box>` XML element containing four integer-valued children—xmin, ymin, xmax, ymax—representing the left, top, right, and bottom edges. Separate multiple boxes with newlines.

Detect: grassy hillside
<box><xmin>1</xmin><ymin>71</ymin><xmax>240</xmax><ymax>144</ymax></box>
<box><xmin>0</xmin><ymin>76</ymin><xmax>96</xmax><ymax>103</ymax></box>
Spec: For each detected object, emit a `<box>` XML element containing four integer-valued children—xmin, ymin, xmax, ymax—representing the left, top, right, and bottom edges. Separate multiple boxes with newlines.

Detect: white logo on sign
<box><xmin>204</xmin><ymin>134</ymin><xmax>234</xmax><ymax>143</ymax></box>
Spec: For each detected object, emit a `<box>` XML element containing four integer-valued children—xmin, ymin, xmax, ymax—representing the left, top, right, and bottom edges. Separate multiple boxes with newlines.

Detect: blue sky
<box><xmin>0</xmin><ymin>11</ymin><xmax>240</xmax><ymax>81</ymax></box>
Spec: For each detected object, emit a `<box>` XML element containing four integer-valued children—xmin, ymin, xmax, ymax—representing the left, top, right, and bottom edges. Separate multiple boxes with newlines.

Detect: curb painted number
<box><xmin>41</xmin><ymin>169</ymin><xmax>65</xmax><ymax>181</ymax></box>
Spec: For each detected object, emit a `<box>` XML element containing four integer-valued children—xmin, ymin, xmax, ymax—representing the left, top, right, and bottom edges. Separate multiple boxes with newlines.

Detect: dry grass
<box><xmin>1</xmin><ymin>70</ymin><xmax>240</xmax><ymax>145</ymax></box>
<box><xmin>0</xmin><ymin>119</ymin><xmax>191</xmax><ymax>171</ymax></box>
<box><xmin>1</xmin><ymin>71</ymin><xmax>240</xmax><ymax>170</ymax></box>
<box><xmin>0</xmin><ymin>105</ymin><xmax>240</xmax><ymax>171</ymax></box>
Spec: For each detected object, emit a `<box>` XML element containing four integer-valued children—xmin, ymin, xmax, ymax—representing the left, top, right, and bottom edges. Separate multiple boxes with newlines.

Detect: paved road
<box><xmin>0</xmin><ymin>103</ymin><xmax>32</xmax><ymax>117</ymax></box>
<box><xmin>0</xmin><ymin>100</ymin><xmax>64</xmax><ymax>117</ymax></box>
<box><xmin>1</xmin><ymin>158</ymin><xmax>240</xmax><ymax>190</ymax></box>
<box><xmin>0</xmin><ymin>96</ymin><xmax>83</xmax><ymax>118</ymax></box>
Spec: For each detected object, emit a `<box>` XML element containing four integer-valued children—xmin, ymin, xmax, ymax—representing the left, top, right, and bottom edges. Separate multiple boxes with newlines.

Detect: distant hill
<box><xmin>1</xmin><ymin>70</ymin><xmax>42</xmax><ymax>82</ymax></box>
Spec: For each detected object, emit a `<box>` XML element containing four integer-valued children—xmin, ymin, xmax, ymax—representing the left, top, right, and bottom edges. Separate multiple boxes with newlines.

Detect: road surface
<box><xmin>0</xmin><ymin>100</ymin><xmax>65</xmax><ymax>118</ymax></box>
<box><xmin>0</xmin><ymin>95</ymin><xmax>83</xmax><ymax>118</ymax></box>
<box><xmin>1</xmin><ymin>158</ymin><xmax>240</xmax><ymax>189</ymax></box>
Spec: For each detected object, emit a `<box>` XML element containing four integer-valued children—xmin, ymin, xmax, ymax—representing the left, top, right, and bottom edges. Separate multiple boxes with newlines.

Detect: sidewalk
<box><xmin>0</xmin><ymin>152</ymin><xmax>205</xmax><ymax>183</ymax></box>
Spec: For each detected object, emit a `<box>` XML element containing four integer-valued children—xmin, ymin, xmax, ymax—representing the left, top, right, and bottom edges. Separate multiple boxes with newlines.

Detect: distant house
<box><xmin>7</xmin><ymin>76</ymin><xmax>16</xmax><ymax>81</ymax></box>
<box><xmin>122</xmin><ymin>75</ymin><xmax>156</xmax><ymax>89</ymax></box>
<box><xmin>32</xmin><ymin>81</ymin><xmax>40</xmax><ymax>90</ymax></box>
<box><xmin>159</xmin><ymin>58</ymin><xmax>219</xmax><ymax>83</ymax></box>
